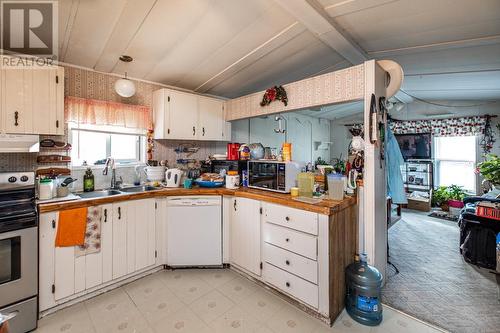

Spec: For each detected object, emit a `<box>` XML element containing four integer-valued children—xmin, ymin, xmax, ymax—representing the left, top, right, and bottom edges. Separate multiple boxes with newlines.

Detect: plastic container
<box><xmin>242</xmin><ymin>170</ymin><xmax>249</xmax><ymax>187</ymax></box>
<box><xmin>39</xmin><ymin>178</ymin><xmax>54</xmax><ymax>200</ymax></box>
<box><xmin>345</xmin><ymin>254</ymin><xmax>383</xmax><ymax>326</ymax></box>
<box><xmin>297</xmin><ymin>172</ymin><xmax>314</xmax><ymax>198</ymax></box>
<box><xmin>225</xmin><ymin>171</ymin><xmax>240</xmax><ymax>189</ymax></box>
<box><xmin>327</xmin><ymin>173</ymin><xmax>345</xmax><ymax>200</ymax></box>
<box><xmin>282</xmin><ymin>142</ymin><xmax>292</xmax><ymax>161</ymax></box>
<box><xmin>290</xmin><ymin>187</ymin><xmax>299</xmax><ymax>197</ymax></box>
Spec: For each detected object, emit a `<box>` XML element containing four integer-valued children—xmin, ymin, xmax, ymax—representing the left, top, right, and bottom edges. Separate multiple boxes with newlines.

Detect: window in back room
<box><xmin>434</xmin><ymin>135</ymin><xmax>477</xmax><ymax>193</ymax></box>
<box><xmin>69</xmin><ymin>123</ymin><xmax>146</xmax><ymax>166</ymax></box>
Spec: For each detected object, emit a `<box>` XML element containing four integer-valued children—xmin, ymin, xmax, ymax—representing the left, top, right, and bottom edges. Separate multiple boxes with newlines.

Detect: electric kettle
<box><xmin>165</xmin><ymin>168</ymin><xmax>183</xmax><ymax>188</ymax></box>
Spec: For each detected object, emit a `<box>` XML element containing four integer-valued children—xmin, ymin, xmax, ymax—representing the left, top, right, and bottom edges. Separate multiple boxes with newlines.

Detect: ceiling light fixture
<box><xmin>115</xmin><ymin>55</ymin><xmax>136</xmax><ymax>98</ymax></box>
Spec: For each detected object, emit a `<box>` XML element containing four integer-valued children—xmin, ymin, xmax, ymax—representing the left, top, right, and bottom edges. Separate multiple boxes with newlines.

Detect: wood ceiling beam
<box><xmin>273</xmin><ymin>0</ymin><xmax>368</xmax><ymax>65</ymax></box>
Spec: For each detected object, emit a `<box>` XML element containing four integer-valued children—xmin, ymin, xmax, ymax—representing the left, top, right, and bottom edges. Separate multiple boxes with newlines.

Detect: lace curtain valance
<box><xmin>65</xmin><ymin>96</ymin><xmax>152</xmax><ymax>130</ymax></box>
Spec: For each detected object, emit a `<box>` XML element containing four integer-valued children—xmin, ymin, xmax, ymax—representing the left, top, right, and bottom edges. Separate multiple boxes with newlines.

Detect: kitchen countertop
<box><xmin>37</xmin><ymin>187</ymin><xmax>357</xmax><ymax>215</ymax></box>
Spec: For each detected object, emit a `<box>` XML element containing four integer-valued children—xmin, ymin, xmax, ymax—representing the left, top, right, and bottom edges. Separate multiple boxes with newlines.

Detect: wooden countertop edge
<box><xmin>38</xmin><ymin>188</ymin><xmax>356</xmax><ymax>215</ymax></box>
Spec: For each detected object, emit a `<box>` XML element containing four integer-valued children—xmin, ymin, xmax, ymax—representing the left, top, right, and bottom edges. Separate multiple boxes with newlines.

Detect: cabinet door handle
<box><xmin>118</xmin><ymin>207</ymin><xmax>121</xmax><ymax>220</ymax></box>
<box><xmin>202</xmin><ymin>127</ymin><xmax>205</xmax><ymax>136</ymax></box>
<box><xmin>285</xmin><ymin>282</ymin><xmax>290</xmax><ymax>288</ymax></box>
<box><xmin>193</xmin><ymin>126</ymin><xmax>196</xmax><ymax>136</ymax></box>
<box><xmin>56</xmin><ymin>120</ymin><xmax>59</xmax><ymax>128</ymax></box>
<box><xmin>285</xmin><ymin>260</ymin><xmax>290</xmax><ymax>266</ymax></box>
<box><xmin>285</xmin><ymin>216</ymin><xmax>290</xmax><ymax>221</ymax></box>
<box><xmin>104</xmin><ymin>209</ymin><xmax>107</xmax><ymax>222</ymax></box>
<box><xmin>285</xmin><ymin>238</ymin><xmax>290</xmax><ymax>242</ymax></box>
<box><xmin>14</xmin><ymin>111</ymin><xmax>19</xmax><ymax>126</ymax></box>
<box><xmin>233</xmin><ymin>199</ymin><xmax>237</xmax><ymax>211</ymax></box>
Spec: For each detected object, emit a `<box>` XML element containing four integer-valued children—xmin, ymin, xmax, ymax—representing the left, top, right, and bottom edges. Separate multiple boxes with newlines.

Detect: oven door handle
<box><xmin>0</xmin><ymin>310</ymin><xmax>19</xmax><ymax>325</ymax></box>
<box><xmin>0</xmin><ymin>211</ymin><xmax>37</xmax><ymax>222</ymax></box>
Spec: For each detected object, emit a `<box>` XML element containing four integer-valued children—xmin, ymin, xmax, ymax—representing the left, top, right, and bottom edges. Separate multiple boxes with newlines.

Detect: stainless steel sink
<box><xmin>77</xmin><ymin>189</ymin><xmax>123</xmax><ymax>199</ymax></box>
<box><xmin>119</xmin><ymin>185</ymin><xmax>159</xmax><ymax>193</ymax></box>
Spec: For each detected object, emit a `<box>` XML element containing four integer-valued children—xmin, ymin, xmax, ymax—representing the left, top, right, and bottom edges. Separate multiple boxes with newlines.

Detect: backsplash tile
<box><xmin>152</xmin><ymin>140</ymin><xmax>226</xmax><ymax>168</ymax></box>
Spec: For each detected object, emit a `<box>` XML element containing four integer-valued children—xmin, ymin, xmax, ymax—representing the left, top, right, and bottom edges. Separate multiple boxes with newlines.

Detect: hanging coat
<box><xmin>386</xmin><ymin>125</ymin><xmax>408</xmax><ymax>204</ymax></box>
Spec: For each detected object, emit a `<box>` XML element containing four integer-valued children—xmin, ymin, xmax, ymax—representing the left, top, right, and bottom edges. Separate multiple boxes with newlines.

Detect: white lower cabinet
<box><xmin>39</xmin><ymin>198</ymin><xmax>158</xmax><ymax>311</ymax></box>
<box><xmin>262</xmin><ymin>262</ymin><xmax>319</xmax><ymax>308</ymax></box>
<box><xmin>229</xmin><ymin>197</ymin><xmax>261</xmax><ymax>276</ymax></box>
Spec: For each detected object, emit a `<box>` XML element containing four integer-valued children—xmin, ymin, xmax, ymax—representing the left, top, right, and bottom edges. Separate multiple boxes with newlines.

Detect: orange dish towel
<box><xmin>55</xmin><ymin>207</ymin><xmax>88</xmax><ymax>247</ymax></box>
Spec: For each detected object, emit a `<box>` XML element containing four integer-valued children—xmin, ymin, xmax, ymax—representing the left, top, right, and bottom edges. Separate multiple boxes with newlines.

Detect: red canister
<box><xmin>227</xmin><ymin>143</ymin><xmax>240</xmax><ymax>160</ymax></box>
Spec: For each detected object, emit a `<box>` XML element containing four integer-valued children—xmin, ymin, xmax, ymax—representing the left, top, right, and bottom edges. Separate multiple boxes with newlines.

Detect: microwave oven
<box><xmin>248</xmin><ymin>160</ymin><xmax>304</xmax><ymax>193</ymax></box>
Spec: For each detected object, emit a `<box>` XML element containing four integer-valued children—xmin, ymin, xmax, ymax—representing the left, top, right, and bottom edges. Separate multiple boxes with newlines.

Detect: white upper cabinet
<box><xmin>1</xmin><ymin>62</ymin><xmax>64</xmax><ymax>135</ymax></box>
<box><xmin>169</xmin><ymin>90</ymin><xmax>199</xmax><ymax>140</ymax></box>
<box><xmin>153</xmin><ymin>88</ymin><xmax>229</xmax><ymax>141</ymax></box>
<box><xmin>198</xmin><ymin>96</ymin><xmax>224</xmax><ymax>141</ymax></box>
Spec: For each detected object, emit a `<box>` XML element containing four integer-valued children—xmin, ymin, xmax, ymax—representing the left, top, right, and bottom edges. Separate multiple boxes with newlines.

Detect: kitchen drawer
<box><xmin>263</xmin><ymin>202</ymin><xmax>318</xmax><ymax>235</ymax></box>
<box><xmin>263</xmin><ymin>223</ymin><xmax>317</xmax><ymax>260</ymax></box>
<box><xmin>263</xmin><ymin>242</ymin><xmax>318</xmax><ymax>284</ymax></box>
<box><xmin>263</xmin><ymin>262</ymin><xmax>318</xmax><ymax>309</ymax></box>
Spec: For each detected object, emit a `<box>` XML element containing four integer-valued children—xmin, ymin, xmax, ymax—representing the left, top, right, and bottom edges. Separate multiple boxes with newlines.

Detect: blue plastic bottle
<box><xmin>345</xmin><ymin>253</ymin><xmax>383</xmax><ymax>326</ymax></box>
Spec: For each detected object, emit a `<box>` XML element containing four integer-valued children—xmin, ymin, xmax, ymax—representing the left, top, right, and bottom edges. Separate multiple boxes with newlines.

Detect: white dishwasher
<box><xmin>166</xmin><ymin>196</ymin><xmax>222</xmax><ymax>266</ymax></box>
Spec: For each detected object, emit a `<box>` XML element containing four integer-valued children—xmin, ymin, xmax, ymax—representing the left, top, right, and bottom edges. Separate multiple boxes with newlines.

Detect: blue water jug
<box><xmin>345</xmin><ymin>253</ymin><xmax>383</xmax><ymax>326</ymax></box>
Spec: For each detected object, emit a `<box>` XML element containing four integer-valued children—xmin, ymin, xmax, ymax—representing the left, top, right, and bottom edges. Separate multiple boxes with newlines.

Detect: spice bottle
<box><xmin>83</xmin><ymin>168</ymin><xmax>95</xmax><ymax>192</ymax></box>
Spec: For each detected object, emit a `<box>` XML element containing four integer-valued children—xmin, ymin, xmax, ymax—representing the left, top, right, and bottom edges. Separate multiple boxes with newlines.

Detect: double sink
<box><xmin>77</xmin><ymin>185</ymin><xmax>159</xmax><ymax>199</ymax></box>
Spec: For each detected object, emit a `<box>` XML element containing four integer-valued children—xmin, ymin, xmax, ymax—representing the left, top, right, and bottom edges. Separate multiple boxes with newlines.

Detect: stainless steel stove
<box><xmin>0</xmin><ymin>172</ymin><xmax>38</xmax><ymax>333</ymax></box>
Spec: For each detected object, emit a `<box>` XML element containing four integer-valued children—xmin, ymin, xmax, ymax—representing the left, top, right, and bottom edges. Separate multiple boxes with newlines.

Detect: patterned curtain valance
<box><xmin>65</xmin><ymin>96</ymin><xmax>152</xmax><ymax>130</ymax></box>
<box><xmin>389</xmin><ymin>116</ymin><xmax>487</xmax><ymax>137</ymax></box>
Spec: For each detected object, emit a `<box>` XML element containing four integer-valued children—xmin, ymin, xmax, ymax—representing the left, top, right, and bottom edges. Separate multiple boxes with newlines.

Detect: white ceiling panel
<box><xmin>113</xmin><ymin>0</ymin><xmax>212</xmax><ymax>78</ymax></box>
<box><xmin>93</xmin><ymin>0</ymin><xmax>157</xmax><ymax>72</ymax></box>
<box><xmin>61</xmin><ymin>0</ymin><xmax>127</xmax><ymax>68</ymax></box>
<box><xmin>208</xmin><ymin>31</ymin><xmax>345</xmax><ymax>97</ymax></box>
<box><xmin>145</xmin><ymin>0</ymin><xmax>275</xmax><ymax>85</ymax></box>
<box><xmin>320</xmin><ymin>0</ymin><xmax>397</xmax><ymax>17</ymax></box>
<box><xmin>403</xmin><ymin>71</ymin><xmax>500</xmax><ymax>92</ymax></box>
<box><xmin>169</xmin><ymin>2</ymin><xmax>298</xmax><ymax>91</ymax></box>
<box><xmin>57</xmin><ymin>0</ymin><xmax>77</xmax><ymax>56</ymax></box>
<box><xmin>327</xmin><ymin>0</ymin><xmax>500</xmax><ymax>52</ymax></box>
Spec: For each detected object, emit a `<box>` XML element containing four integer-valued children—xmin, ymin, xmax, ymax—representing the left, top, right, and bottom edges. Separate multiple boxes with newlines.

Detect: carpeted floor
<box><xmin>383</xmin><ymin>209</ymin><xmax>500</xmax><ymax>333</ymax></box>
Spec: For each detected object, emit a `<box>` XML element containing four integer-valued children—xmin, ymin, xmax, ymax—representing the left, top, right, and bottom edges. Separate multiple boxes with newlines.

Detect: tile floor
<box><xmin>36</xmin><ymin>268</ymin><xmax>446</xmax><ymax>333</ymax></box>
<box><xmin>384</xmin><ymin>210</ymin><xmax>500</xmax><ymax>333</ymax></box>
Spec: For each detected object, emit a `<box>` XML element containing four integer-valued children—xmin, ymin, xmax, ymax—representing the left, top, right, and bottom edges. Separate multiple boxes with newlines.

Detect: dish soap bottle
<box><xmin>83</xmin><ymin>168</ymin><xmax>95</xmax><ymax>192</ymax></box>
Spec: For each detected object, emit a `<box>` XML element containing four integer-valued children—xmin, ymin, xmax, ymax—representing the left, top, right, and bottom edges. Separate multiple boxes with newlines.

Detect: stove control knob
<box><xmin>8</xmin><ymin>176</ymin><xmax>17</xmax><ymax>183</ymax></box>
<box><xmin>20</xmin><ymin>175</ymin><xmax>28</xmax><ymax>182</ymax></box>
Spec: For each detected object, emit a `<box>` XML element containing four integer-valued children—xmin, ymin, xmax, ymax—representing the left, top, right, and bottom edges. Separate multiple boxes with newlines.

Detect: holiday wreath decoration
<box><xmin>260</xmin><ymin>85</ymin><xmax>288</xmax><ymax>107</ymax></box>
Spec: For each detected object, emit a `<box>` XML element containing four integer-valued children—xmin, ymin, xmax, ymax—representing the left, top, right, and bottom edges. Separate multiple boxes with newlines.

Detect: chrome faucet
<box><xmin>103</xmin><ymin>157</ymin><xmax>122</xmax><ymax>189</ymax></box>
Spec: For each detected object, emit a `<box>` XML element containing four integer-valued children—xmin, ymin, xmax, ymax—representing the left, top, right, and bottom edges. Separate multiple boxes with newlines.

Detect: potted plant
<box><xmin>447</xmin><ymin>184</ymin><xmax>466</xmax><ymax>209</ymax></box>
<box><xmin>432</xmin><ymin>186</ymin><xmax>450</xmax><ymax>210</ymax></box>
<box><xmin>477</xmin><ymin>154</ymin><xmax>500</xmax><ymax>186</ymax></box>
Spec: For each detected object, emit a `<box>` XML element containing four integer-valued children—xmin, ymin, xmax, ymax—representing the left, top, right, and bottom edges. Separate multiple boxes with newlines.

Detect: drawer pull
<box><xmin>286</xmin><ymin>282</ymin><xmax>290</xmax><ymax>288</ymax></box>
<box><xmin>285</xmin><ymin>260</ymin><xmax>290</xmax><ymax>265</ymax></box>
<box><xmin>285</xmin><ymin>216</ymin><xmax>290</xmax><ymax>221</ymax></box>
<box><xmin>14</xmin><ymin>111</ymin><xmax>19</xmax><ymax>126</ymax></box>
<box><xmin>285</xmin><ymin>238</ymin><xmax>289</xmax><ymax>242</ymax></box>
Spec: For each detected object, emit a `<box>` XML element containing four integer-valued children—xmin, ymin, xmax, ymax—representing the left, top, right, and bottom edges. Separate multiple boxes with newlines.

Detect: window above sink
<box><xmin>68</xmin><ymin>123</ymin><xmax>146</xmax><ymax>167</ymax></box>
